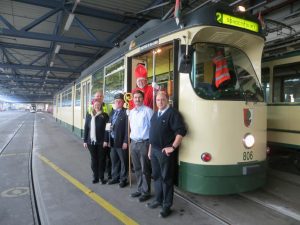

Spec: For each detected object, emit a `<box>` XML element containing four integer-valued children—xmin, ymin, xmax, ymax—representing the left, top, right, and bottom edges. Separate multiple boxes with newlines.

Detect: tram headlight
<box><xmin>243</xmin><ymin>133</ymin><xmax>255</xmax><ymax>149</ymax></box>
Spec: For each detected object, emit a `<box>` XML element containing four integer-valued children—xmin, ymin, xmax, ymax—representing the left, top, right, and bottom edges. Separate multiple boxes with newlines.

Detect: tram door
<box><xmin>129</xmin><ymin>42</ymin><xmax>178</xmax><ymax>107</ymax></box>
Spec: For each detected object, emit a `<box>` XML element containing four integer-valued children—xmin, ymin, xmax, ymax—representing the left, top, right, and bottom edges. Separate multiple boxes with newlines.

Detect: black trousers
<box><xmin>151</xmin><ymin>147</ymin><xmax>175</xmax><ymax>209</ymax></box>
<box><xmin>88</xmin><ymin>143</ymin><xmax>107</xmax><ymax>180</ymax></box>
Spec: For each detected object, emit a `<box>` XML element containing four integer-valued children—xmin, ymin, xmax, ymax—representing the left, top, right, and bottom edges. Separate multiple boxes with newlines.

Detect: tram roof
<box><xmin>0</xmin><ymin>0</ymin><xmax>299</xmax><ymax>102</ymax></box>
<box><xmin>79</xmin><ymin>2</ymin><xmax>264</xmax><ymax>81</ymax></box>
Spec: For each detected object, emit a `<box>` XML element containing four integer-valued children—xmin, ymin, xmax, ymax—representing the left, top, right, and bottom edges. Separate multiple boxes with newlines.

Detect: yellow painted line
<box><xmin>37</xmin><ymin>153</ymin><xmax>139</xmax><ymax>225</ymax></box>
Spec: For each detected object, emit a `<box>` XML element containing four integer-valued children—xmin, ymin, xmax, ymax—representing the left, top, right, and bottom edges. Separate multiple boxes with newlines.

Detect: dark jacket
<box><xmin>105</xmin><ymin>108</ymin><xmax>128</xmax><ymax>148</ymax></box>
<box><xmin>149</xmin><ymin>107</ymin><xmax>187</xmax><ymax>150</ymax></box>
<box><xmin>84</xmin><ymin>112</ymin><xmax>109</xmax><ymax>145</ymax></box>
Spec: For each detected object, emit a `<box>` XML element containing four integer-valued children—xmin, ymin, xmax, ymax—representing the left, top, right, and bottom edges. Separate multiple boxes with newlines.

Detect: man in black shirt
<box><xmin>148</xmin><ymin>91</ymin><xmax>187</xmax><ymax>218</ymax></box>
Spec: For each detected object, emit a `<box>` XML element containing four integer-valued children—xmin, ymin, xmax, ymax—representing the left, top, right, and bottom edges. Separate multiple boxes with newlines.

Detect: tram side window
<box><xmin>75</xmin><ymin>83</ymin><xmax>81</xmax><ymax>106</ymax></box>
<box><xmin>190</xmin><ymin>43</ymin><xmax>263</xmax><ymax>102</ymax></box>
<box><xmin>261</xmin><ymin>68</ymin><xmax>270</xmax><ymax>103</ymax></box>
<box><xmin>92</xmin><ymin>69</ymin><xmax>104</xmax><ymax>95</ymax></box>
<box><xmin>273</xmin><ymin>74</ymin><xmax>300</xmax><ymax>103</ymax></box>
<box><xmin>104</xmin><ymin>59</ymin><xmax>124</xmax><ymax>103</ymax></box>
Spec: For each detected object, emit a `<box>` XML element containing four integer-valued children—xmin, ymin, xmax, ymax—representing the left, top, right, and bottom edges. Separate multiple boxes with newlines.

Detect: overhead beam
<box><xmin>12</xmin><ymin>0</ymin><xmax>147</xmax><ymax>23</ymax></box>
<box><xmin>0</xmin><ymin>42</ymin><xmax>95</xmax><ymax>57</ymax></box>
<box><xmin>0</xmin><ymin>76</ymin><xmax>72</xmax><ymax>85</ymax></box>
<box><xmin>0</xmin><ymin>63</ymin><xmax>80</xmax><ymax>73</ymax></box>
<box><xmin>0</xmin><ymin>27</ymin><xmax>114</xmax><ymax>48</ymax></box>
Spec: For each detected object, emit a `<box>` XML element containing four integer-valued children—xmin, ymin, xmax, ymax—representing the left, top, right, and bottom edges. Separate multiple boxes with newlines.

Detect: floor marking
<box><xmin>37</xmin><ymin>153</ymin><xmax>138</xmax><ymax>225</ymax></box>
<box><xmin>1</xmin><ymin>187</ymin><xmax>29</xmax><ymax>197</ymax></box>
<box><xmin>0</xmin><ymin>153</ymin><xmax>29</xmax><ymax>157</ymax></box>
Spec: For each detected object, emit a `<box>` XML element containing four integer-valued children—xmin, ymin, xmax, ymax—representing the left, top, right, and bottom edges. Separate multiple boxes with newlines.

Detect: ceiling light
<box><xmin>236</xmin><ymin>5</ymin><xmax>246</xmax><ymax>12</ymax></box>
<box><xmin>50</xmin><ymin>62</ymin><xmax>54</xmax><ymax>67</ymax></box>
<box><xmin>54</xmin><ymin>44</ymin><xmax>61</xmax><ymax>54</ymax></box>
<box><xmin>64</xmin><ymin>13</ymin><xmax>75</xmax><ymax>31</ymax></box>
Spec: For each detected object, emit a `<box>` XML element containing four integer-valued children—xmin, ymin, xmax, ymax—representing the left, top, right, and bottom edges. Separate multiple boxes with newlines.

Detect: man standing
<box><xmin>148</xmin><ymin>91</ymin><xmax>187</xmax><ymax>218</ymax></box>
<box><xmin>104</xmin><ymin>93</ymin><xmax>128</xmax><ymax>188</ymax></box>
<box><xmin>129</xmin><ymin>90</ymin><xmax>153</xmax><ymax>202</ymax></box>
<box><xmin>88</xmin><ymin>91</ymin><xmax>111</xmax><ymax>115</ymax></box>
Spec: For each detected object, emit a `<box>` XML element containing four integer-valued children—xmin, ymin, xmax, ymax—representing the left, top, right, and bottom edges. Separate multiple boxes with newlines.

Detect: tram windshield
<box><xmin>190</xmin><ymin>43</ymin><xmax>264</xmax><ymax>102</ymax></box>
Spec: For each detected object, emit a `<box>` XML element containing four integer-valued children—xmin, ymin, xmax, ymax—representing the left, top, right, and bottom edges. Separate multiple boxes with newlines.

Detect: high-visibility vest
<box><xmin>88</xmin><ymin>102</ymin><xmax>111</xmax><ymax>115</ymax></box>
<box><xmin>212</xmin><ymin>51</ymin><xmax>231</xmax><ymax>88</ymax></box>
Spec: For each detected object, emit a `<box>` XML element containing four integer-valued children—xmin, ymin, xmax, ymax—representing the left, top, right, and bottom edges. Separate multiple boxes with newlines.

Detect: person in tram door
<box><xmin>88</xmin><ymin>91</ymin><xmax>113</xmax><ymax>180</ymax></box>
<box><xmin>129</xmin><ymin>64</ymin><xmax>159</xmax><ymax>110</ymax></box>
<box><xmin>104</xmin><ymin>93</ymin><xmax>129</xmax><ymax>188</ymax></box>
<box><xmin>212</xmin><ymin>50</ymin><xmax>231</xmax><ymax>88</ymax></box>
<box><xmin>148</xmin><ymin>91</ymin><xmax>187</xmax><ymax>218</ymax></box>
<box><xmin>129</xmin><ymin>90</ymin><xmax>153</xmax><ymax>202</ymax></box>
<box><xmin>83</xmin><ymin>101</ymin><xmax>109</xmax><ymax>184</ymax></box>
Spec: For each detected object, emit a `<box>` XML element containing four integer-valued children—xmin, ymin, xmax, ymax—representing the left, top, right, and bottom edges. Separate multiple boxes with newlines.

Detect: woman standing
<box><xmin>83</xmin><ymin>101</ymin><xmax>109</xmax><ymax>184</ymax></box>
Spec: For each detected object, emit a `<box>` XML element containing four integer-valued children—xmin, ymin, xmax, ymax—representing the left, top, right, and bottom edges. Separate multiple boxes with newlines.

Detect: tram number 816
<box><xmin>243</xmin><ymin>151</ymin><xmax>253</xmax><ymax>161</ymax></box>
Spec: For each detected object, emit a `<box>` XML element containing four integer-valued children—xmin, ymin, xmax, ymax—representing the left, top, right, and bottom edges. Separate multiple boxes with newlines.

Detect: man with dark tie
<box><xmin>104</xmin><ymin>93</ymin><xmax>128</xmax><ymax>188</ymax></box>
<box><xmin>148</xmin><ymin>91</ymin><xmax>187</xmax><ymax>218</ymax></box>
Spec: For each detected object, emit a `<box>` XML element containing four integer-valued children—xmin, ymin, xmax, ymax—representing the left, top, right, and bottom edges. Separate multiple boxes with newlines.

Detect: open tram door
<box><xmin>127</xmin><ymin>40</ymin><xmax>180</xmax><ymax>183</ymax></box>
<box><xmin>127</xmin><ymin>41</ymin><xmax>179</xmax><ymax>108</ymax></box>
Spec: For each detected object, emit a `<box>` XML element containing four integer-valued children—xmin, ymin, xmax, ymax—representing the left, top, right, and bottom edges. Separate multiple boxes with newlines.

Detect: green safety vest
<box><xmin>87</xmin><ymin>102</ymin><xmax>112</xmax><ymax>115</ymax></box>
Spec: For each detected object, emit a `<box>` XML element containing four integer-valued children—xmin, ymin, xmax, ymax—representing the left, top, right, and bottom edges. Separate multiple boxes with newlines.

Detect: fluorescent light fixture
<box><xmin>64</xmin><ymin>13</ymin><xmax>75</xmax><ymax>31</ymax></box>
<box><xmin>54</xmin><ymin>44</ymin><xmax>61</xmax><ymax>54</ymax></box>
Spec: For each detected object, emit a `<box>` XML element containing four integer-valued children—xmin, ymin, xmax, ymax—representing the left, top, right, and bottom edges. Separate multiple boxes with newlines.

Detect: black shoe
<box><xmin>119</xmin><ymin>181</ymin><xmax>128</xmax><ymax>188</ymax></box>
<box><xmin>92</xmin><ymin>179</ymin><xmax>99</xmax><ymax>184</ymax></box>
<box><xmin>100</xmin><ymin>179</ymin><xmax>107</xmax><ymax>185</ymax></box>
<box><xmin>159</xmin><ymin>207</ymin><xmax>172</xmax><ymax>218</ymax></box>
<box><xmin>146</xmin><ymin>201</ymin><xmax>161</xmax><ymax>209</ymax></box>
<box><xmin>107</xmin><ymin>175</ymin><xmax>112</xmax><ymax>180</ymax></box>
<box><xmin>138</xmin><ymin>195</ymin><xmax>151</xmax><ymax>202</ymax></box>
<box><xmin>130</xmin><ymin>191</ymin><xmax>141</xmax><ymax>198</ymax></box>
<box><xmin>108</xmin><ymin>179</ymin><xmax>119</xmax><ymax>185</ymax></box>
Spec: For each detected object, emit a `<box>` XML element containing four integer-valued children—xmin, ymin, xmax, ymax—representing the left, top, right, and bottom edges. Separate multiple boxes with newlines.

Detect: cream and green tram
<box><xmin>55</xmin><ymin>2</ymin><xmax>267</xmax><ymax>195</ymax></box>
<box><xmin>123</xmin><ymin>3</ymin><xmax>267</xmax><ymax>195</ymax></box>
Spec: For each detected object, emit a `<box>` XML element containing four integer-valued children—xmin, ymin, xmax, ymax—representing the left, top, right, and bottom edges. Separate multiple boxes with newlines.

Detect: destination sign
<box><xmin>140</xmin><ymin>40</ymin><xmax>159</xmax><ymax>51</ymax></box>
<box><xmin>216</xmin><ymin>12</ymin><xmax>259</xmax><ymax>32</ymax></box>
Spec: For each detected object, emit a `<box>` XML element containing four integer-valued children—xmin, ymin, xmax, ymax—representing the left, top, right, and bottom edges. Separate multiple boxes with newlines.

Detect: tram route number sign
<box><xmin>216</xmin><ymin>12</ymin><xmax>259</xmax><ymax>33</ymax></box>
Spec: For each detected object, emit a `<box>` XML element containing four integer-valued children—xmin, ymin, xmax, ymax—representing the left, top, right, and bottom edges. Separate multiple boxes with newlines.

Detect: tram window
<box><xmin>261</xmin><ymin>68</ymin><xmax>270</xmax><ymax>103</ymax></box>
<box><xmin>104</xmin><ymin>59</ymin><xmax>124</xmax><ymax>103</ymax></box>
<box><xmin>92</xmin><ymin>69</ymin><xmax>104</xmax><ymax>95</ymax></box>
<box><xmin>190</xmin><ymin>43</ymin><xmax>264</xmax><ymax>102</ymax></box>
<box><xmin>274</xmin><ymin>76</ymin><xmax>300</xmax><ymax>103</ymax></box>
<box><xmin>75</xmin><ymin>83</ymin><xmax>81</xmax><ymax>106</ymax></box>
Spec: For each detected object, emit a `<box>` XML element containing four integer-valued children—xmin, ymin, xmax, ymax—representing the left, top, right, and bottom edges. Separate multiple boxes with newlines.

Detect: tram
<box><xmin>53</xmin><ymin>2</ymin><xmax>267</xmax><ymax>195</ymax></box>
<box><xmin>262</xmin><ymin>55</ymin><xmax>300</xmax><ymax>170</ymax></box>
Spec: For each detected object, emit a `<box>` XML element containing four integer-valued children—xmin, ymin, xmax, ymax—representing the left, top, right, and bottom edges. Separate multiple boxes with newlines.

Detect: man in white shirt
<box><xmin>129</xmin><ymin>90</ymin><xmax>153</xmax><ymax>202</ymax></box>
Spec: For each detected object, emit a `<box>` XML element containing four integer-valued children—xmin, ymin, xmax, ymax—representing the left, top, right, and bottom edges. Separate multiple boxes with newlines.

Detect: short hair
<box><xmin>156</xmin><ymin>90</ymin><xmax>169</xmax><ymax>100</ymax></box>
<box><xmin>133</xmin><ymin>89</ymin><xmax>144</xmax><ymax>99</ymax></box>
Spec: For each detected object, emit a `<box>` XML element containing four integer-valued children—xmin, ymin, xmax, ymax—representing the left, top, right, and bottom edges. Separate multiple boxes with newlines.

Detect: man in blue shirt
<box><xmin>129</xmin><ymin>90</ymin><xmax>153</xmax><ymax>202</ymax></box>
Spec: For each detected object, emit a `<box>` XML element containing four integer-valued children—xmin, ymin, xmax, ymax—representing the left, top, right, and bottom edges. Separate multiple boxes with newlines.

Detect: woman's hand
<box><xmin>83</xmin><ymin>143</ymin><xmax>88</xmax><ymax>149</ymax></box>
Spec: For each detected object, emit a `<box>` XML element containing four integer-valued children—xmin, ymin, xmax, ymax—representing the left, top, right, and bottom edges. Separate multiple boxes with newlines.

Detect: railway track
<box><xmin>0</xmin><ymin>113</ymin><xmax>41</xmax><ymax>225</ymax></box>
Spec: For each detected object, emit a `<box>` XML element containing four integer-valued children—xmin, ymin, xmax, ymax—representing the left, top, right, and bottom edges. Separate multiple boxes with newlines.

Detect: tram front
<box><xmin>178</xmin><ymin>26</ymin><xmax>267</xmax><ymax>195</ymax></box>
